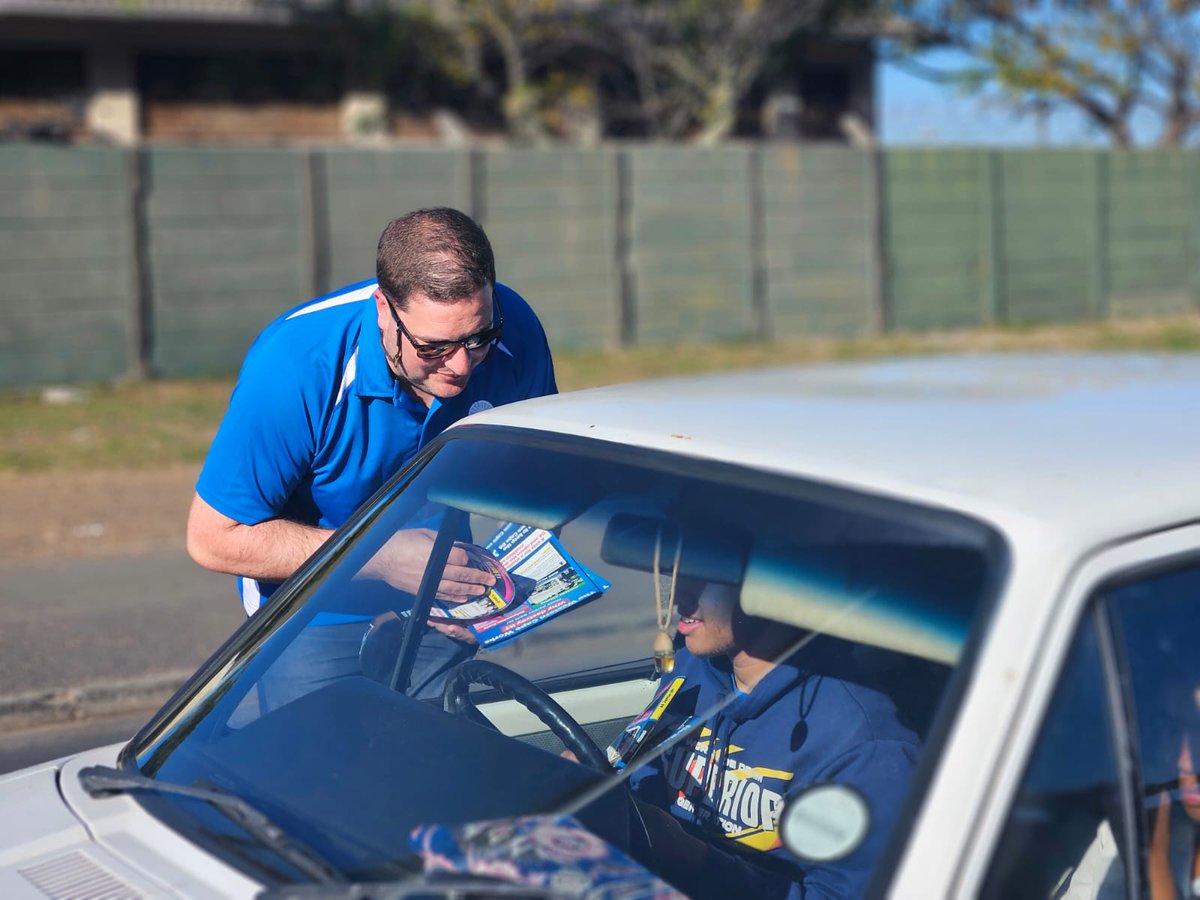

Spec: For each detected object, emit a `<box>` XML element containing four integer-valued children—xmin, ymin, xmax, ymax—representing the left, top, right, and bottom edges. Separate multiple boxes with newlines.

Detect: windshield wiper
<box><xmin>78</xmin><ymin>764</ymin><xmax>343</xmax><ymax>885</ymax></box>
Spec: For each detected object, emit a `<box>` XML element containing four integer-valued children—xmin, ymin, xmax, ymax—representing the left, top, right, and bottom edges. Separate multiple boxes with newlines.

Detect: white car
<box><xmin>2</xmin><ymin>353</ymin><xmax>1198</xmax><ymax>899</ymax></box>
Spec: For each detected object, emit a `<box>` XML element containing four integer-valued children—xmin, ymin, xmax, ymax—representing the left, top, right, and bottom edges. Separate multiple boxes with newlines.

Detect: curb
<box><xmin>0</xmin><ymin>670</ymin><xmax>193</xmax><ymax>733</ymax></box>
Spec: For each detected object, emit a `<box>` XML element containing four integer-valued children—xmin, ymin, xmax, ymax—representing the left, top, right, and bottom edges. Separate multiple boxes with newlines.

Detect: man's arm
<box><xmin>188</xmin><ymin>493</ymin><xmax>496</xmax><ymax>601</ymax></box>
<box><xmin>187</xmin><ymin>493</ymin><xmax>331</xmax><ymax>583</ymax></box>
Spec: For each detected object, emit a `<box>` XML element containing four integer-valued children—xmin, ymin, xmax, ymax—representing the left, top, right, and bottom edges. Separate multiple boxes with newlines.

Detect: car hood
<box><xmin>0</xmin><ymin>745</ymin><xmax>260</xmax><ymax>898</ymax></box>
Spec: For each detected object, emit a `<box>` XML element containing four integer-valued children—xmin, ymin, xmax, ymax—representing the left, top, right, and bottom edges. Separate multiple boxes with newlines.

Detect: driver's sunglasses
<box><xmin>386</xmin><ymin>294</ymin><xmax>504</xmax><ymax>361</ymax></box>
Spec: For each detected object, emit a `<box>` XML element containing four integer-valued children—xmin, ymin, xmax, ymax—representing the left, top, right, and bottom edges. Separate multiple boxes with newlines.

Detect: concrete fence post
<box><xmin>868</xmin><ymin>148</ymin><xmax>889</xmax><ymax>334</ymax></box>
<box><xmin>1089</xmin><ymin>151</ymin><xmax>1110</xmax><ymax>319</ymax></box>
<box><xmin>615</xmin><ymin>148</ymin><xmax>635</xmax><ymax>347</ymax></box>
<box><xmin>306</xmin><ymin>149</ymin><xmax>330</xmax><ymax>299</ymax></box>
<box><xmin>126</xmin><ymin>146</ymin><xmax>151</xmax><ymax>380</ymax></box>
<box><xmin>748</xmin><ymin>144</ymin><xmax>771</xmax><ymax>341</ymax></box>
<box><xmin>979</xmin><ymin>150</ymin><xmax>1006</xmax><ymax>326</ymax></box>
<box><xmin>470</xmin><ymin>148</ymin><xmax>487</xmax><ymax>225</ymax></box>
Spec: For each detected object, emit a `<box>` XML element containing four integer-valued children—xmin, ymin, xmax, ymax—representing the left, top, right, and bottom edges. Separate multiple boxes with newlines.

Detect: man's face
<box><xmin>376</xmin><ymin>285</ymin><xmax>495</xmax><ymax>407</ymax></box>
<box><xmin>674</xmin><ymin>580</ymin><xmax>740</xmax><ymax>658</ymax></box>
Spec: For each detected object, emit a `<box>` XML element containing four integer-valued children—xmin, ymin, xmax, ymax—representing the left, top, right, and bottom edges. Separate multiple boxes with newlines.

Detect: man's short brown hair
<box><xmin>376</xmin><ymin>208</ymin><xmax>496</xmax><ymax>309</ymax></box>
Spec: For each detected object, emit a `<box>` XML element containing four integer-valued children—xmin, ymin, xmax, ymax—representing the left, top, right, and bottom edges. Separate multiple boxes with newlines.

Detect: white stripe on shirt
<box><xmin>240</xmin><ymin>576</ymin><xmax>263</xmax><ymax>616</ymax></box>
<box><xmin>335</xmin><ymin>347</ymin><xmax>359</xmax><ymax>407</ymax></box>
<box><xmin>286</xmin><ymin>282</ymin><xmax>377</xmax><ymax>320</ymax></box>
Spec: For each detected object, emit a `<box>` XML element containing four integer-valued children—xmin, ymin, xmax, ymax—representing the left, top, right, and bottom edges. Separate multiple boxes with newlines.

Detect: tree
<box><xmin>365</xmin><ymin>0</ymin><xmax>861</xmax><ymax>145</ymax></box>
<box><xmin>884</xmin><ymin>0</ymin><xmax>1200</xmax><ymax>148</ymax></box>
<box><xmin>605</xmin><ymin>0</ymin><xmax>835</xmax><ymax>143</ymax></box>
<box><xmin>436</xmin><ymin>0</ymin><xmax>603</xmax><ymax>144</ymax></box>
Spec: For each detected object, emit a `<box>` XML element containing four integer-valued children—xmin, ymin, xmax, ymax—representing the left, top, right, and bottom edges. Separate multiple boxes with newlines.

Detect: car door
<box><xmin>966</xmin><ymin>524</ymin><xmax>1200</xmax><ymax>900</ymax></box>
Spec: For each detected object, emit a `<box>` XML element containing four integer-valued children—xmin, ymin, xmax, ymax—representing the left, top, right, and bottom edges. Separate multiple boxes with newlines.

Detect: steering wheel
<box><xmin>443</xmin><ymin>659</ymin><xmax>611</xmax><ymax>770</ymax></box>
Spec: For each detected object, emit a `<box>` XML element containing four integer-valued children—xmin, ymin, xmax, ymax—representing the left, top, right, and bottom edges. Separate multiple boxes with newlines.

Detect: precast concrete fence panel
<box><xmin>761</xmin><ymin>145</ymin><xmax>880</xmax><ymax>339</ymax></box>
<box><xmin>1106</xmin><ymin>151</ymin><xmax>1198</xmax><ymax>319</ymax></box>
<box><xmin>144</xmin><ymin>147</ymin><xmax>310</xmax><ymax>377</ymax></box>
<box><xmin>883</xmin><ymin>149</ymin><xmax>991</xmax><ymax>331</ymax></box>
<box><xmin>481</xmin><ymin>148</ymin><xmax>621</xmax><ymax>350</ymax></box>
<box><xmin>0</xmin><ymin>145</ymin><xmax>135</xmax><ymax>388</ymax></box>
<box><xmin>625</xmin><ymin>145</ymin><xmax>758</xmax><ymax>345</ymax></box>
<box><xmin>996</xmin><ymin>150</ymin><xmax>1100</xmax><ymax>326</ymax></box>
<box><xmin>3</xmin><ymin>143</ymin><xmax>1200</xmax><ymax>390</ymax></box>
<box><xmin>321</xmin><ymin>149</ymin><xmax>473</xmax><ymax>294</ymax></box>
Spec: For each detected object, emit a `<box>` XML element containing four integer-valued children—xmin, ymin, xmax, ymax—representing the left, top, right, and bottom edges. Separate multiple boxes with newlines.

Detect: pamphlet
<box><xmin>460</xmin><ymin>523</ymin><xmax>610</xmax><ymax>648</ymax></box>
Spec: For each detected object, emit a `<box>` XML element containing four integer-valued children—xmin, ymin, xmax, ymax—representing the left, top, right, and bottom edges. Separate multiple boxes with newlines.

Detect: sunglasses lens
<box><xmin>410</xmin><ymin>323</ymin><xmax>501</xmax><ymax>360</ymax></box>
<box><xmin>465</xmin><ymin>327</ymin><xmax>500</xmax><ymax>350</ymax></box>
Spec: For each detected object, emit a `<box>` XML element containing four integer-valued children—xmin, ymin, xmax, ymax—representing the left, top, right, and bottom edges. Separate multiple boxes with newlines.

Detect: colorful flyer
<box><xmin>465</xmin><ymin>523</ymin><xmax>611</xmax><ymax>648</ymax></box>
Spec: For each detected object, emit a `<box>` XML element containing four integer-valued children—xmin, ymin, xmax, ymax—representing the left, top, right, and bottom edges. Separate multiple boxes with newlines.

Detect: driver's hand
<box><xmin>368</xmin><ymin>610</ymin><xmax>477</xmax><ymax>645</ymax></box>
<box><xmin>361</xmin><ymin>528</ymin><xmax>496</xmax><ymax>602</ymax></box>
<box><xmin>429</xmin><ymin>620</ymin><xmax>477</xmax><ymax>644</ymax></box>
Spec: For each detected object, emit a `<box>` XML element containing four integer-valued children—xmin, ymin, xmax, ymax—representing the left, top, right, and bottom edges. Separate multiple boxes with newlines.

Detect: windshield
<box><xmin>125</xmin><ymin>426</ymin><xmax>1001</xmax><ymax>896</ymax></box>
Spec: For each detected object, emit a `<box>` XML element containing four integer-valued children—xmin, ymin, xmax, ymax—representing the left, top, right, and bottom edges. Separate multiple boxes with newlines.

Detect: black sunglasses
<box><xmin>386</xmin><ymin>294</ymin><xmax>504</xmax><ymax>361</ymax></box>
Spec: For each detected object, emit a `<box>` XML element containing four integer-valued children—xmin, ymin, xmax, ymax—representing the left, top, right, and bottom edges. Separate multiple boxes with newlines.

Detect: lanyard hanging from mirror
<box><xmin>652</xmin><ymin>522</ymin><xmax>683</xmax><ymax>674</ymax></box>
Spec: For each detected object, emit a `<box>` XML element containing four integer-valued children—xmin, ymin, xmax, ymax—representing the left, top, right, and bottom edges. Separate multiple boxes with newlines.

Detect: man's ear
<box><xmin>373</xmin><ymin>289</ymin><xmax>393</xmax><ymax>333</ymax></box>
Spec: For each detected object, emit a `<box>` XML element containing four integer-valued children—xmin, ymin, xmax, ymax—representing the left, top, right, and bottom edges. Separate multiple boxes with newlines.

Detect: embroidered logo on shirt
<box><xmin>469</xmin><ymin>400</ymin><xmax>495</xmax><ymax>415</ymax></box>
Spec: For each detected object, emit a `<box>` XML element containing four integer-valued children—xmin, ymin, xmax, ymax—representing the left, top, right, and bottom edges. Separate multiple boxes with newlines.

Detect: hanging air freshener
<box><xmin>653</xmin><ymin>629</ymin><xmax>676</xmax><ymax>674</ymax></box>
<box><xmin>651</xmin><ymin>522</ymin><xmax>683</xmax><ymax>674</ymax></box>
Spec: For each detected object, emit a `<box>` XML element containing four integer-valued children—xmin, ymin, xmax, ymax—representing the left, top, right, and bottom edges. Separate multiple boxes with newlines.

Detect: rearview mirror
<box><xmin>599</xmin><ymin>513</ymin><xmax>747</xmax><ymax>585</ymax></box>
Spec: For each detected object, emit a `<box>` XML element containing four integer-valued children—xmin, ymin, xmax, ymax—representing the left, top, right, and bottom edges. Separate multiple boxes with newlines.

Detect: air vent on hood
<box><xmin>18</xmin><ymin>850</ymin><xmax>142</xmax><ymax>899</ymax></box>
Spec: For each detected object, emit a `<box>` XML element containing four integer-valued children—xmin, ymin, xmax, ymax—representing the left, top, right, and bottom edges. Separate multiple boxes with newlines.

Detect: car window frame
<box><xmin>951</xmin><ymin>522</ymin><xmax>1200</xmax><ymax>899</ymax></box>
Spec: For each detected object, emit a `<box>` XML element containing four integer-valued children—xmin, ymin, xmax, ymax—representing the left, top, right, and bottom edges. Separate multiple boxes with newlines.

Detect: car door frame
<box><xmin>894</xmin><ymin>521</ymin><xmax>1200</xmax><ymax>899</ymax></box>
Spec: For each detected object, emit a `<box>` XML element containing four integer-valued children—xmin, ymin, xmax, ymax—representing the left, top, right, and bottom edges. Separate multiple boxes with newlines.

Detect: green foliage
<box><xmin>344</xmin><ymin>3</ymin><xmax>475</xmax><ymax>109</ymax></box>
<box><xmin>419</xmin><ymin>0</ymin><xmax>857</xmax><ymax>143</ymax></box>
<box><xmin>608</xmin><ymin>0</ymin><xmax>832</xmax><ymax>141</ymax></box>
<box><xmin>885</xmin><ymin>0</ymin><xmax>1200</xmax><ymax>147</ymax></box>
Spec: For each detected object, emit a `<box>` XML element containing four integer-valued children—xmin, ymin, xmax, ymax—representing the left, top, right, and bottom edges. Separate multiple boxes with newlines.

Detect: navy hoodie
<box><xmin>625</xmin><ymin>641</ymin><xmax>921</xmax><ymax>899</ymax></box>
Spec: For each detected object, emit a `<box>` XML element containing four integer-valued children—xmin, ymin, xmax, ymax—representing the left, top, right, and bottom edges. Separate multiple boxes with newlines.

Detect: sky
<box><xmin>874</xmin><ymin>48</ymin><xmax>1163</xmax><ymax>148</ymax></box>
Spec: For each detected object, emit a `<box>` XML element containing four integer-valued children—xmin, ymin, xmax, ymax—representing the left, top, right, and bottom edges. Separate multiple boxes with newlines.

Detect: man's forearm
<box><xmin>187</xmin><ymin>494</ymin><xmax>333</xmax><ymax>583</ymax></box>
<box><xmin>213</xmin><ymin>517</ymin><xmax>334</xmax><ymax>582</ymax></box>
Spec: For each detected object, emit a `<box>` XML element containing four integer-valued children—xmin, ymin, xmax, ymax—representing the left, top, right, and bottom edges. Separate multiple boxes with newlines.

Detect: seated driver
<box><xmin>610</xmin><ymin>578</ymin><xmax>921</xmax><ymax>900</ymax></box>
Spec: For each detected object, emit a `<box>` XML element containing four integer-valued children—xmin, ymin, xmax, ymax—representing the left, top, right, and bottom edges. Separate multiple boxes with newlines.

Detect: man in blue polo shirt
<box><xmin>187</xmin><ymin>207</ymin><xmax>556</xmax><ymax>701</ymax></box>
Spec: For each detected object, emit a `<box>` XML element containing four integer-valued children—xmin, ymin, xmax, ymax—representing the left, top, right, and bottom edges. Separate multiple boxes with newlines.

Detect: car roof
<box><xmin>459</xmin><ymin>353</ymin><xmax>1200</xmax><ymax>549</ymax></box>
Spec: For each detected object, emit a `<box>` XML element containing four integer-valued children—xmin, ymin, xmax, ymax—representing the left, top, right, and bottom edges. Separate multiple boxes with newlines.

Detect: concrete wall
<box><xmin>2</xmin><ymin>144</ymin><xmax>1199</xmax><ymax>389</ymax></box>
<box><xmin>0</xmin><ymin>145</ymin><xmax>136</xmax><ymax>387</ymax></box>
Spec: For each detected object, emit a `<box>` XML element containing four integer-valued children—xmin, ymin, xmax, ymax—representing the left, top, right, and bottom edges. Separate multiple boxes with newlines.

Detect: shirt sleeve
<box><xmin>496</xmin><ymin>283</ymin><xmax>557</xmax><ymax>400</ymax></box>
<box><xmin>195</xmin><ymin>332</ymin><xmax>321</xmax><ymax>526</ymax></box>
<box><xmin>524</xmin><ymin>316</ymin><xmax>557</xmax><ymax>399</ymax></box>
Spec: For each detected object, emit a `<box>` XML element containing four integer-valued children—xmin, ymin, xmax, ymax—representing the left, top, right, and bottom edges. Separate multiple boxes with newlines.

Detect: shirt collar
<box><xmin>355</xmin><ymin>287</ymin><xmax>398</xmax><ymax>400</ymax></box>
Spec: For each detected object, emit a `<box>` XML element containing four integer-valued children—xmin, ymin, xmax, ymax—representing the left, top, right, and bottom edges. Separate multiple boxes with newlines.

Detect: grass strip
<box><xmin>4</xmin><ymin>316</ymin><xmax>1200</xmax><ymax>474</ymax></box>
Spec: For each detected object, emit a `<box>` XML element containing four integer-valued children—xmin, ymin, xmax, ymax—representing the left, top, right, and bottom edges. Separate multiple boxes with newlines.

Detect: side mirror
<box><xmin>778</xmin><ymin>783</ymin><xmax>871</xmax><ymax>863</ymax></box>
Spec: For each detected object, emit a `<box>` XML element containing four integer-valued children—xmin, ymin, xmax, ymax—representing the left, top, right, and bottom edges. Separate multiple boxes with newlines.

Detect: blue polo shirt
<box><xmin>196</xmin><ymin>278</ymin><xmax>556</xmax><ymax>614</ymax></box>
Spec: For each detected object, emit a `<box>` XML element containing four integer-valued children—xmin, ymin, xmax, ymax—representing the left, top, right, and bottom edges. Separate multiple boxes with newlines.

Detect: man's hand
<box><xmin>361</xmin><ymin>528</ymin><xmax>497</xmax><ymax>602</ymax></box>
<box><xmin>370</xmin><ymin>609</ymin><xmax>477</xmax><ymax>645</ymax></box>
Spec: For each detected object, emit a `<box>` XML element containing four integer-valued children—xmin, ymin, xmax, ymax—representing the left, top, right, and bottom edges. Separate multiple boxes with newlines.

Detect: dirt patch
<box><xmin>0</xmin><ymin>465</ymin><xmax>199</xmax><ymax>565</ymax></box>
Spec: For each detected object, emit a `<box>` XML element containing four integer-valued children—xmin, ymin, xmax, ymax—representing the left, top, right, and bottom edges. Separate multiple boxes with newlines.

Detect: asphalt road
<box><xmin>0</xmin><ymin>711</ymin><xmax>146</xmax><ymax>774</ymax></box>
<box><xmin>0</xmin><ymin>544</ymin><xmax>653</xmax><ymax>772</ymax></box>
<box><xmin>0</xmin><ymin>548</ymin><xmax>244</xmax><ymax>736</ymax></box>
